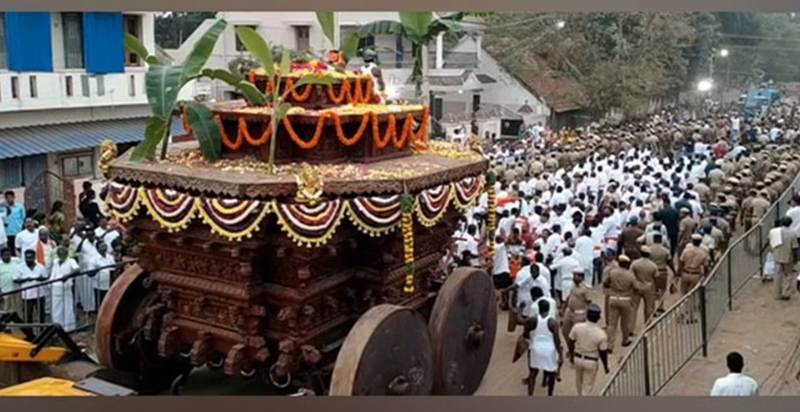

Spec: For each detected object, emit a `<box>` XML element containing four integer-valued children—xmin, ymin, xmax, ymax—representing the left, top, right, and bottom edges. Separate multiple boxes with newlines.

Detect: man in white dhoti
<box><xmin>574</xmin><ymin>229</ymin><xmax>596</xmax><ymax>286</ymax></box>
<box><xmin>74</xmin><ymin>226</ymin><xmax>99</xmax><ymax>313</ymax></box>
<box><xmin>50</xmin><ymin>246</ymin><xmax>78</xmax><ymax>332</ymax></box>
<box><xmin>521</xmin><ymin>299</ymin><xmax>562</xmax><ymax>396</ymax></box>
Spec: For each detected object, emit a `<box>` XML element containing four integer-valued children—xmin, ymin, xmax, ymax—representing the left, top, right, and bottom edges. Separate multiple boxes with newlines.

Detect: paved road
<box><xmin>476</xmin><ymin>285</ymin><xmax>682</xmax><ymax>396</ymax></box>
<box><xmin>659</xmin><ymin>276</ymin><xmax>800</xmax><ymax>396</ymax></box>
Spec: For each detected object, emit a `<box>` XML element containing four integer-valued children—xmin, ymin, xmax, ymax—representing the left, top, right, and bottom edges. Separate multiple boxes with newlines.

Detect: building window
<box><xmin>28</xmin><ymin>76</ymin><xmax>37</xmax><ymax>98</ymax></box>
<box><xmin>0</xmin><ymin>158</ymin><xmax>23</xmax><ymax>188</ymax></box>
<box><xmin>123</xmin><ymin>14</ymin><xmax>143</xmax><ymax>66</ymax></box>
<box><xmin>96</xmin><ymin>75</ymin><xmax>105</xmax><ymax>96</ymax></box>
<box><xmin>62</xmin><ymin>12</ymin><xmax>85</xmax><ymax>69</ymax></box>
<box><xmin>128</xmin><ymin>74</ymin><xmax>136</xmax><ymax>96</ymax></box>
<box><xmin>294</xmin><ymin>26</ymin><xmax>310</xmax><ymax>52</ymax></box>
<box><xmin>61</xmin><ymin>152</ymin><xmax>95</xmax><ymax>178</ymax></box>
<box><xmin>235</xmin><ymin>25</ymin><xmax>257</xmax><ymax>52</ymax></box>
<box><xmin>10</xmin><ymin>76</ymin><xmax>18</xmax><ymax>99</ymax></box>
<box><xmin>0</xmin><ymin>12</ymin><xmax>7</xmax><ymax>69</ymax></box>
<box><xmin>65</xmin><ymin>75</ymin><xmax>74</xmax><ymax>96</ymax></box>
<box><xmin>81</xmin><ymin>75</ymin><xmax>90</xmax><ymax>97</ymax></box>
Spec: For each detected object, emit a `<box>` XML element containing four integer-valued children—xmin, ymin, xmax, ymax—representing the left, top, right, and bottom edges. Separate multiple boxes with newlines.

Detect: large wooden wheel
<box><xmin>428</xmin><ymin>267</ymin><xmax>497</xmax><ymax>395</ymax></box>
<box><xmin>94</xmin><ymin>264</ymin><xmax>190</xmax><ymax>394</ymax></box>
<box><xmin>329</xmin><ymin>304</ymin><xmax>434</xmax><ymax>396</ymax></box>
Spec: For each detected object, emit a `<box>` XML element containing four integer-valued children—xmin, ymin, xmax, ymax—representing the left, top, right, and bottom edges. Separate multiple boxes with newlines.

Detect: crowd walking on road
<box><xmin>448</xmin><ymin>101</ymin><xmax>800</xmax><ymax>396</ymax></box>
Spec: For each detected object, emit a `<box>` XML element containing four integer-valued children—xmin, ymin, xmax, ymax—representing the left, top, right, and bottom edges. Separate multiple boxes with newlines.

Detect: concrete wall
<box><xmin>0</xmin><ymin>12</ymin><xmax>155</xmax><ymax>116</ymax></box>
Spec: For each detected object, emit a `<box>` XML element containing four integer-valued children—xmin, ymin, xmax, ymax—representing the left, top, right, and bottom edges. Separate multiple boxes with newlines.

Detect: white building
<box><xmin>0</xmin><ymin>12</ymin><xmax>175</xmax><ymax>219</ymax></box>
<box><xmin>168</xmin><ymin>12</ymin><xmax>554</xmax><ymax>139</ymax></box>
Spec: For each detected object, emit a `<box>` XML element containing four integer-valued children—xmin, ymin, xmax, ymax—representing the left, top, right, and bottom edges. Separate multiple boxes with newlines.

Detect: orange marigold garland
<box><xmin>219</xmin><ymin>107</ymin><xmax>427</xmax><ymax>152</ymax></box>
<box><xmin>401</xmin><ymin>193</ymin><xmax>416</xmax><ymax>293</ymax></box>
<box><xmin>332</xmin><ymin>112</ymin><xmax>371</xmax><ymax>146</ymax></box>
<box><xmin>285</xmin><ymin>78</ymin><xmax>315</xmax><ymax>102</ymax></box>
<box><xmin>372</xmin><ymin>113</ymin><xmax>395</xmax><ymax>149</ymax></box>
<box><xmin>283</xmin><ymin>112</ymin><xmax>329</xmax><ymax>150</ymax></box>
<box><xmin>215</xmin><ymin>115</ymin><xmax>244</xmax><ymax>150</ymax></box>
<box><xmin>239</xmin><ymin>117</ymin><xmax>272</xmax><ymax>146</ymax></box>
<box><xmin>326</xmin><ymin>81</ymin><xmax>351</xmax><ymax>105</ymax></box>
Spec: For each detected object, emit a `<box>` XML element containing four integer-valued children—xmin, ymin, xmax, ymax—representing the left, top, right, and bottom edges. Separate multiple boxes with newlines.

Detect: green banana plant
<box><xmin>235</xmin><ymin>26</ymin><xmax>337</xmax><ymax>173</ymax></box>
<box><xmin>357</xmin><ymin>12</ymin><xmax>465</xmax><ymax>98</ymax></box>
<box><xmin>315</xmin><ymin>11</ymin><xmax>361</xmax><ymax>61</ymax></box>
<box><xmin>125</xmin><ymin>19</ymin><xmax>266</xmax><ymax>163</ymax></box>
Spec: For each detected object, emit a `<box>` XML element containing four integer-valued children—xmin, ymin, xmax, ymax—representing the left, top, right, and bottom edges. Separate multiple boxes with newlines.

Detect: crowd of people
<box><xmin>0</xmin><ymin>182</ymin><xmax>124</xmax><ymax>332</ymax></box>
<box><xmin>446</xmin><ymin>101</ymin><xmax>800</xmax><ymax>396</ymax></box>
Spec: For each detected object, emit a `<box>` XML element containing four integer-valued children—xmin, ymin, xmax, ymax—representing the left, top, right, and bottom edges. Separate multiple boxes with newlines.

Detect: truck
<box><xmin>742</xmin><ymin>88</ymin><xmax>780</xmax><ymax>118</ymax></box>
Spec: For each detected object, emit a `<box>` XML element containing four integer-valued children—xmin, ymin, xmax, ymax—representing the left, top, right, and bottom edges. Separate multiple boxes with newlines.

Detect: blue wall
<box><xmin>4</xmin><ymin>12</ymin><xmax>53</xmax><ymax>72</ymax></box>
<box><xmin>83</xmin><ymin>12</ymin><xmax>124</xmax><ymax>74</ymax></box>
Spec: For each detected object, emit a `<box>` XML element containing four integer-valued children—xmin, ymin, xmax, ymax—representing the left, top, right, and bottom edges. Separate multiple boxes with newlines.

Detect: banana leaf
<box><xmin>130</xmin><ymin>117</ymin><xmax>169</xmax><ymax>162</ymax></box>
<box><xmin>236</xmin><ymin>26</ymin><xmax>275</xmax><ymax>77</ymax></box>
<box><xmin>185</xmin><ymin>103</ymin><xmax>222</xmax><ymax>163</ymax></box>
<box><xmin>182</xmin><ymin>19</ymin><xmax>227</xmax><ymax>83</ymax></box>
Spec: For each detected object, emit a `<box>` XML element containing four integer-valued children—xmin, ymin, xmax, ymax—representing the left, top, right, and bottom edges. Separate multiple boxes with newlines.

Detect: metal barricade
<box><xmin>0</xmin><ymin>260</ymin><xmax>132</xmax><ymax>336</ymax></box>
<box><xmin>602</xmin><ymin>173</ymin><xmax>800</xmax><ymax>396</ymax></box>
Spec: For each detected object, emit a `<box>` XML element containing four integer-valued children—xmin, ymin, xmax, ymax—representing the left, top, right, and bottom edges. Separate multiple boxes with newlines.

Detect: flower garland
<box><xmin>485</xmin><ymin>171</ymin><xmax>498</xmax><ymax>261</ymax></box>
<box><xmin>239</xmin><ymin>117</ymin><xmax>272</xmax><ymax>146</ymax></box>
<box><xmin>284</xmin><ymin>78</ymin><xmax>315</xmax><ymax>102</ymax></box>
<box><xmin>324</xmin><ymin>78</ymin><xmax>374</xmax><ymax>105</ymax></box>
<box><xmin>332</xmin><ymin>112</ymin><xmax>371</xmax><ymax>147</ymax></box>
<box><xmin>215</xmin><ymin>115</ymin><xmax>244</xmax><ymax>150</ymax></box>
<box><xmin>214</xmin><ymin>108</ymin><xmax>429</xmax><ymax>152</ymax></box>
<box><xmin>105</xmin><ymin>175</ymin><xmax>483</xmax><ymax>246</ymax></box>
<box><xmin>247</xmin><ymin>71</ymin><xmax>374</xmax><ymax>105</ymax></box>
<box><xmin>401</xmin><ymin>193</ymin><xmax>416</xmax><ymax>294</ymax></box>
<box><xmin>282</xmin><ymin>112</ymin><xmax>329</xmax><ymax>150</ymax></box>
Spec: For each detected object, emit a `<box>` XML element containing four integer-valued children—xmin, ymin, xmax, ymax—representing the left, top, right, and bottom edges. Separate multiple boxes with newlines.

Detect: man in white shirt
<box><xmin>493</xmin><ymin>236</ymin><xmax>513</xmax><ymax>309</ymax></box>
<box><xmin>14</xmin><ymin>219</ymin><xmax>39</xmax><ymax>257</ymax></box>
<box><xmin>785</xmin><ymin>194</ymin><xmax>800</xmax><ymax>235</ymax></box>
<box><xmin>92</xmin><ymin>241</ymin><xmax>116</xmax><ymax>307</ymax></box>
<box><xmin>94</xmin><ymin>217</ymin><xmax>121</xmax><ymax>252</ymax></box>
<box><xmin>13</xmin><ymin>250</ymin><xmax>48</xmax><ymax>323</ymax></box>
<box><xmin>710</xmin><ymin>352</ymin><xmax>759</xmax><ymax>396</ymax></box>
<box><xmin>50</xmin><ymin>246</ymin><xmax>79</xmax><ymax>332</ymax></box>
<box><xmin>551</xmin><ymin>247</ymin><xmax>581</xmax><ymax>304</ymax></box>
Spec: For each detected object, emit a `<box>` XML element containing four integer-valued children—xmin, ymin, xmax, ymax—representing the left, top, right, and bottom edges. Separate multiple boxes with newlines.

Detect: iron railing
<box><xmin>0</xmin><ymin>259</ymin><xmax>134</xmax><ymax>336</ymax></box>
<box><xmin>602</xmin><ymin>173</ymin><xmax>800</xmax><ymax>396</ymax></box>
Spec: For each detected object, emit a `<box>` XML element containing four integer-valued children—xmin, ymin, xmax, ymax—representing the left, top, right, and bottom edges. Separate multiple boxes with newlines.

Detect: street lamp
<box><xmin>556</xmin><ymin>20</ymin><xmax>566</xmax><ymax>29</ymax></box>
<box><xmin>719</xmin><ymin>48</ymin><xmax>729</xmax><ymax>58</ymax></box>
<box><xmin>697</xmin><ymin>79</ymin><xmax>713</xmax><ymax>92</ymax></box>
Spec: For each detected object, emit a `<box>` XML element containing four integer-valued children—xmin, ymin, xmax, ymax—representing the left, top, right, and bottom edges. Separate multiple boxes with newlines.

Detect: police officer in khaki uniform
<box><xmin>602</xmin><ymin>255</ymin><xmax>641</xmax><ymax>351</ymax></box>
<box><xmin>562</xmin><ymin>268</ymin><xmax>591</xmax><ymax>342</ymax></box>
<box><xmin>649</xmin><ymin>234</ymin><xmax>674</xmax><ymax>314</ymax></box>
<box><xmin>750</xmin><ymin>190</ymin><xmax>771</xmax><ymax>226</ymax></box>
<box><xmin>677</xmin><ymin>234</ymin><xmax>711</xmax><ymax>296</ymax></box>
<box><xmin>678</xmin><ymin>208</ymin><xmax>696</xmax><ymax>257</ymax></box>
<box><xmin>740</xmin><ymin>189</ymin><xmax>757</xmax><ymax>230</ymax></box>
<box><xmin>568</xmin><ymin>304</ymin><xmax>610</xmax><ymax>396</ymax></box>
<box><xmin>630</xmin><ymin>246</ymin><xmax>659</xmax><ymax>329</ymax></box>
